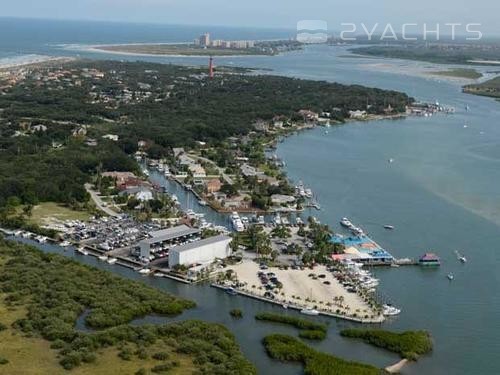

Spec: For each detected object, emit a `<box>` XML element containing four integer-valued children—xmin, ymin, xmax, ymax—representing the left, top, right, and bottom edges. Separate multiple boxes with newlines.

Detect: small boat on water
<box><xmin>138</xmin><ymin>268</ymin><xmax>151</xmax><ymax>275</ymax></box>
<box><xmin>153</xmin><ymin>272</ymin><xmax>164</xmax><ymax>277</ymax></box>
<box><xmin>107</xmin><ymin>257</ymin><xmax>117</xmax><ymax>265</ymax></box>
<box><xmin>98</xmin><ymin>255</ymin><xmax>108</xmax><ymax>261</ymax></box>
<box><xmin>455</xmin><ymin>250</ymin><xmax>467</xmax><ymax>263</ymax></box>
<box><xmin>383</xmin><ymin>225</ymin><xmax>395</xmax><ymax>230</ymax></box>
<box><xmin>388</xmin><ymin>158</ymin><xmax>394</xmax><ymax>163</ymax></box>
<box><xmin>282</xmin><ymin>304</ymin><xmax>289</xmax><ymax>309</ymax></box>
<box><xmin>447</xmin><ymin>273</ymin><xmax>454</xmax><ymax>281</ymax></box>
<box><xmin>76</xmin><ymin>247</ymin><xmax>89</xmax><ymax>256</ymax></box>
<box><xmin>225</xmin><ymin>287</ymin><xmax>238</xmax><ymax>296</ymax></box>
<box><xmin>35</xmin><ymin>235</ymin><xmax>48</xmax><ymax>243</ymax></box>
<box><xmin>230</xmin><ymin>212</ymin><xmax>245</xmax><ymax>232</ymax></box>
<box><xmin>198</xmin><ymin>200</ymin><xmax>207</xmax><ymax>206</ymax></box>
<box><xmin>383</xmin><ymin>304</ymin><xmax>401</xmax><ymax>316</ymax></box>
<box><xmin>300</xmin><ymin>308</ymin><xmax>319</xmax><ymax>316</ymax></box>
<box><xmin>340</xmin><ymin>217</ymin><xmax>353</xmax><ymax>228</ymax></box>
<box><xmin>60</xmin><ymin>240</ymin><xmax>71</xmax><ymax>247</ymax></box>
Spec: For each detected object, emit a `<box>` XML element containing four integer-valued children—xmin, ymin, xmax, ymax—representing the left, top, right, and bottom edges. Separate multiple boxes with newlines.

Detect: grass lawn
<box><xmin>18</xmin><ymin>202</ymin><xmax>91</xmax><ymax>226</ymax></box>
<box><xmin>0</xmin><ymin>298</ymin><xmax>196</xmax><ymax>375</ymax></box>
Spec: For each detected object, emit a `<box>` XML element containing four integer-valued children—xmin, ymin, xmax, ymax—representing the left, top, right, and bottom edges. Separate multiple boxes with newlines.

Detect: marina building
<box><xmin>138</xmin><ymin>225</ymin><xmax>200</xmax><ymax>259</ymax></box>
<box><xmin>169</xmin><ymin>235</ymin><xmax>232</xmax><ymax>267</ymax></box>
<box><xmin>330</xmin><ymin>234</ymin><xmax>394</xmax><ymax>265</ymax></box>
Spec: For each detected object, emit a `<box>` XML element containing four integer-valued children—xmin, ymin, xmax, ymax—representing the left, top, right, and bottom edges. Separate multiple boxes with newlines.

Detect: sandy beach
<box><xmin>223</xmin><ymin>261</ymin><xmax>383</xmax><ymax>322</ymax></box>
<box><xmin>71</xmin><ymin>44</ymin><xmax>271</xmax><ymax>59</ymax></box>
<box><xmin>0</xmin><ymin>55</ymin><xmax>73</xmax><ymax>71</ymax></box>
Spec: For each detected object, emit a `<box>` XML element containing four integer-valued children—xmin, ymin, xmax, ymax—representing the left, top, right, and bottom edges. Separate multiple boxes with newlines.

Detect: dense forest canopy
<box><xmin>0</xmin><ymin>59</ymin><xmax>412</xmax><ymax>208</ymax></box>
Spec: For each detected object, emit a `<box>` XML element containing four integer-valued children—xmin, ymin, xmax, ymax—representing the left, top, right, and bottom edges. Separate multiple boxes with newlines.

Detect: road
<box><xmin>84</xmin><ymin>183</ymin><xmax>120</xmax><ymax>217</ymax></box>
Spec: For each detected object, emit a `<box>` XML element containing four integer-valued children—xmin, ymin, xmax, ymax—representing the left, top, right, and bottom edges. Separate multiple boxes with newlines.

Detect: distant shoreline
<box><xmin>0</xmin><ymin>55</ymin><xmax>74</xmax><ymax>71</ymax></box>
<box><xmin>83</xmin><ymin>42</ymin><xmax>277</xmax><ymax>58</ymax></box>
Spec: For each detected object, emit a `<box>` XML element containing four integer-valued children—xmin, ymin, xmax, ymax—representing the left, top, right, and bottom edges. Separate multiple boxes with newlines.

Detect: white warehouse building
<box><xmin>169</xmin><ymin>235</ymin><xmax>232</xmax><ymax>267</ymax></box>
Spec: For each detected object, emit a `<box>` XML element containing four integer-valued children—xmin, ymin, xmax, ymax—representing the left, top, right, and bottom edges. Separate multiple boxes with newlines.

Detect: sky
<box><xmin>2</xmin><ymin>0</ymin><xmax>499</xmax><ymax>36</ymax></box>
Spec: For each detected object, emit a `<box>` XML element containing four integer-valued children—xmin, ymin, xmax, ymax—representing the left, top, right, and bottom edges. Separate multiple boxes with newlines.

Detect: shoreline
<box><xmin>0</xmin><ymin>55</ymin><xmax>74</xmax><ymax>71</ymax></box>
<box><xmin>72</xmin><ymin>44</ymin><xmax>277</xmax><ymax>59</ymax></box>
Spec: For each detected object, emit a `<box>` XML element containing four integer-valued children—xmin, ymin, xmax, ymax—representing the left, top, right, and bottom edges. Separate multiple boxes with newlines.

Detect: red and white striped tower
<box><xmin>209</xmin><ymin>56</ymin><xmax>214</xmax><ymax>79</ymax></box>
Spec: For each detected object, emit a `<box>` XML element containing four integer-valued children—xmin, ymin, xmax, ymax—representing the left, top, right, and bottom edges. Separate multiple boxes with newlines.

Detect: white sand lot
<box><xmin>224</xmin><ymin>261</ymin><xmax>382</xmax><ymax>322</ymax></box>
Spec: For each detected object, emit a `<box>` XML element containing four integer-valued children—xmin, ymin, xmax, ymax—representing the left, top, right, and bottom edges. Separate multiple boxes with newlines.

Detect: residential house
<box><xmin>206</xmin><ymin>179</ymin><xmax>222</xmax><ymax>193</ymax></box>
<box><xmin>102</xmin><ymin>134</ymin><xmax>119</xmax><ymax>141</ymax></box>
<box><xmin>349</xmin><ymin>110</ymin><xmax>367</xmax><ymax>119</ymax></box>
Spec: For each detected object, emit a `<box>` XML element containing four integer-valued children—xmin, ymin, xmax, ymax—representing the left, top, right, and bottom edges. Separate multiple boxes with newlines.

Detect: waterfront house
<box><xmin>206</xmin><ymin>179</ymin><xmax>222</xmax><ymax>193</ymax></box>
<box><xmin>240</xmin><ymin>163</ymin><xmax>265</xmax><ymax>178</ymax></box>
<box><xmin>31</xmin><ymin>124</ymin><xmax>47</xmax><ymax>132</ymax></box>
<box><xmin>271</xmin><ymin>194</ymin><xmax>296</xmax><ymax>205</ymax></box>
<box><xmin>135</xmin><ymin>188</ymin><xmax>154</xmax><ymax>202</ymax></box>
<box><xmin>298</xmin><ymin>109</ymin><xmax>319</xmax><ymax>121</ymax></box>
<box><xmin>349</xmin><ymin>110</ymin><xmax>367</xmax><ymax>119</ymax></box>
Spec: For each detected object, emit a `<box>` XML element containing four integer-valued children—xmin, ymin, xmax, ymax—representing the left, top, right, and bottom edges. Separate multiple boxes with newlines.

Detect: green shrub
<box><xmin>340</xmin><ymin>329</ymin><xmax>433</xmax><ymax>360</ymax></box>
<box><xmin>262</xmin><ymin>334</ymin><xmax>379</xmax><ymax>375</ymax></box>
<box><xmin>152</xmin><ymin>352</ymin><xmax>170</xmax><ymax>361</ymax></box>
<box><xmin>151</xmin><ymin>362</ymin><xmax>174</xmax><ymax>373</ymax></box>
<box><xmin>0</xmin><ymin>357</ymin><xmax>9</xmax><ymax>365</ymax></box>
<box><xmin>255</xmin><ymin>313</ymin><xmax>327</xmax><ymax>332</ymax></box>
<box><xmin>0</xmin><ymin>322</ymin><xmax>7</xmax><ymax>331</ymax></box>
<box><xmin>298</xmin><ymin>329</ymin><xmax>327</xmax><ymax>341</ymax></box>
<box><xmin>230</xmin><ymin>309</ymin><xmax>243</xmax><ymax>318</ymax></box>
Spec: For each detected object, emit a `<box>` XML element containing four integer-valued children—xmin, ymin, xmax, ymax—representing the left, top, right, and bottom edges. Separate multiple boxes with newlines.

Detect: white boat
<box><xmin>382</xmin><ymin>304</ymin><xmax>401</xmax><ymax>316</ymax></box>
<box><xmin>282</xmin><ymin>304</ymin><xmax>289</xmax><ymax>309</ymax></box>
<box><xmin>241</xmin><ymin>216</ymin><xmax>250</xmax><ymax>227</ymax></box>
<box><xmin>383</xmin><ymin>225</ymin><xmax>395</xmax><ymax>230</ymax></box>
<box><xmin>300</xmin><ymin>308</ymin><xmax>320</xmax><ymax>316</ymax></box>
<box><xmin>60</xmin><ymin>240</ymin><xmax>71</xmax><ymax>247</ymax></box>
<box><xmin>35</xmin><ymin>236</ymin><xmax>48</xmax><ymax>243</ymax></box>
<box><xmin>296</xmin><ymin>217</ymin><xmax>303</xmax><ymax>225</ymax></box>
<box><xmin>281</xmin><ymin>217</ymin><xmax>290</xmax><ymax>225</ymax></box>
<box><xmin>257</xmin><ymin>215</ymin><xmax>265</xmax><ymax>225</ymax></box>
<box><xmin>153</xmin><ymin>272</ymin><xmax>164</xmax><ymax>277</ymax></box>
<box><xmin>273</xmin><ymin>213</ymin><xmax>282</xmax><ymax>226</ymax></box>
<box><xmin>138</xmin><ymin>268</ymin><xmax>151</xmax><ymax>275</ymax></box>
<box><xmin>388</xmin><ymin>158</ymin><xmax>394</xmax><ymax>163</ymax></box>
<box><xmin>76</xmin><ymin>247</ymin><xmax>89</xmax><ymax>256</ymax></box>
<box><xmin>230</xmin><ymin>212</ymin><xmax>245</xmax><ymax>232</ymax></box>
<box><xmin>340</xmin><ymin>217</ymin><xmax>353</xmax><ymax>228</ymax></box>
<box><xmin>98</xmin><ymin>255</ymin><xmax>108</xmax><ymax>261</ymax></box>
<box><xmin>107</xmin><ymin>257</ymin><xmax>117</xmax><ymax>265</ymax></box>
<box><xmin>447</xmin><ymin>273</ymin><xmax>454</xmax><ymax>281</ymax></box>
<box><xmin>198</xmin><ymin>200</ymin><xmax>208</xmax><ymax>206</ymax></box>
<box><xmin>455</xmin><ymin>250</ymin><xmax>467</xmax><ymax>263</ymax></box>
